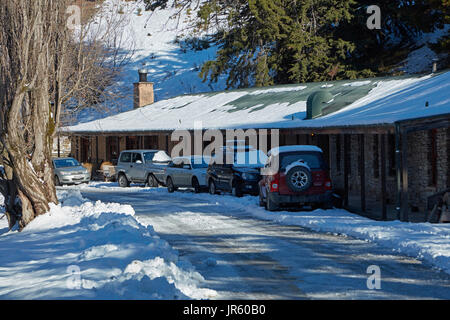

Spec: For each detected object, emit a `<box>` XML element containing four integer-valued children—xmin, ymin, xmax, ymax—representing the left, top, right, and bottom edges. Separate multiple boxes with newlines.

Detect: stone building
<box><xmin>62</xmin><ymin>70</ymin><xmax>450</xmax><ymax>222</ymax></box>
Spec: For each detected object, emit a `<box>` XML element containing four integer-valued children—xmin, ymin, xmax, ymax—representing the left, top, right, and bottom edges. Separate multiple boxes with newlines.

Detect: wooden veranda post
<box><xmin>380</xmin><ymin>134</ymin><xmax>387</xmax><ymax>220</ymax></box>
<box><xmin>360</xmin><ymin>134</ymin><xmax>366</xmax><ymax>212</ymax></box>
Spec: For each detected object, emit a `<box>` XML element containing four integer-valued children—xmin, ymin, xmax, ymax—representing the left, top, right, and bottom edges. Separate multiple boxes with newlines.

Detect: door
<box><xmin>170</xmin><ymin>158</ymin><xmax>184</xmax><ymax>186</ymax></box>
<box><xmin>181</xmin><ymin>162</ymin><xmax>193</xmax><ymax>186</ymax></box>
<box><xmin>220</xmin><ymin>164</ymin><xmax>234</xmax><ymax>191</ymax></box>
<box><xmin>129</xmin><ymin>153</ymin><xmax>145</xmax><ymax>182</ymax></box>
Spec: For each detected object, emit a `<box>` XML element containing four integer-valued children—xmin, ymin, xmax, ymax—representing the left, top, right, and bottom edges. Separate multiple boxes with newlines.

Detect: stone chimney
<box><xmin>133</xmin><ymin>69</ymin><xmax>154</xmax><ymax>108</ymax></box>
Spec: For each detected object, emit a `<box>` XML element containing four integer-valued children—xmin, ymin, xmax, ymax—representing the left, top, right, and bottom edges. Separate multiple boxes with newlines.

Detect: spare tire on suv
<box><xmin>286</xmin><ymin>165</ymin><xmax>312</xmax><ymax>193</ymax></box>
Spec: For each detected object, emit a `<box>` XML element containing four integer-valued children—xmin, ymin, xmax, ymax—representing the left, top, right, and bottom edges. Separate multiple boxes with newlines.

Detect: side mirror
<box><xmin>136</xmin><ymin>160</ymin><xmax>143</xmax><ymax>164</ymax></box>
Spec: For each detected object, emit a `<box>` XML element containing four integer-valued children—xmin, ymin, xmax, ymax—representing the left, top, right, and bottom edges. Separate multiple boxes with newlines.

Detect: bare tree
<box><xmin>0</xmin><ymin>0</ymin><xmax>132</xmax><ymax>230</ymax></box>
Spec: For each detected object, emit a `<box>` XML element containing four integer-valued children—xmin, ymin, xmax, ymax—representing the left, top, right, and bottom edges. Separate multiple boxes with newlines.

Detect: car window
<box><xmin>119</xmin><ymin>152</ymin><xmax>132</xmax><ymax>163</ymax></box>
<box><xmin>143</xmin><ymin>152</ymin><xmax>157</xmax><ymax>163</ymax></box>
<box><xmin>280</xmin><ymin>152</ymin><xmax>323</xmax><ymax>170</ymax></box>
<box><xmin>133</xmin><ymin>153</ymin><xmax>143</xmax><ymax>163</ymax></box>
<box><xmin>54</xmin><ymin>158</ymin><xmax>80</xmax><ymax>168</ymax></box>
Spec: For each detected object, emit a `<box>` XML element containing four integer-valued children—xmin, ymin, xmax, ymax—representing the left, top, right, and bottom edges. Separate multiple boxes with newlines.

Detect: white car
<box><xmin>164</xmin><ymin>156</ymin><xmax>210</xmax><ymax>193</ymax></box>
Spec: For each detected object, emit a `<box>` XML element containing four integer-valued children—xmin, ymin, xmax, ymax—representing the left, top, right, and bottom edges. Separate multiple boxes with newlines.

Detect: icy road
<box><xmin>81</xmin><ymin>186</ymin><xmax>450</xmax><ymax>300</ymax></box>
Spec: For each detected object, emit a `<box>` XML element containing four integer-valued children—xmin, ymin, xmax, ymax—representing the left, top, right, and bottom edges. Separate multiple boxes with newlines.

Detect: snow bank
<box><xmin>0</xmin><ymin>189</ymin><xmax>216</xmax><ymax>299</ymax></box>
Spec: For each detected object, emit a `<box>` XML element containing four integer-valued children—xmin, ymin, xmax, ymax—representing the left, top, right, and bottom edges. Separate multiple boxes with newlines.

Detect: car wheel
<box><xmin>258</xmin><ymin>188</ymin><xmax>265</xmax><ymax>207</ymax></box>
<box><xmin>209</xmin><ymin>180</ymin><xmax>217</xmax><ymax>195</ymax></box>
<box><xmin>266</xmin><ymin>194</ymin><xmax>279</xmax><ymax>212</ymax></box>
<box><xmin>192</xmin><ymin>177</ymin><xmax>201</xmax><ymax>194</ymax></box>
<box><xmin>286</xmin><ymin>166</ymin><xmax>312</xmax><ymax>193</ymax></box>
<box><xmin>118</xmin><ymin>174</ymin><xmax>129</xmax><ymax>188</ymax></box>
<box><xmin>232</xmin><ymin>182</ymin><xmax>243</xmax><ymax>198</ymax></box>
<box><xmin>167</xmin><ymin>177</ymin><xmax>176</xmax><ymax>193</ymax></box>
<box><xmin>147</xmin><ymin>174</ymin><xmax>158</xmax><ymax>188</ymax></box>
<box><xmin>54</xmin><ymin>175</ymin><xmax>61</xmax><ymax>187</ymax></box>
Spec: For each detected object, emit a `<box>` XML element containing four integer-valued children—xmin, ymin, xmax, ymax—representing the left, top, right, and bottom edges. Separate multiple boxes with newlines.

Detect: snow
<box><xmin>76</xmin><ymin>184</ymin><xmax>450</xmax><ymax>299</ymax></box>
<box><xmin>208</xmin><ymin>195</ymin><xmax>450</xmax><ymax>275</ymax></box>
<box><xmin>0</xmin><ymin>189</ymin><xmax>216</xmax><ymax>299</ymax></box>
<box><xmin>401</xmin><ymin>25</ymin><xmax>450</xmax><ymax>74</ymax></box>
<box><xmin>284</xmin><ymin>160</ymin><xmax>310</xmax><ymax>174</ymax></box>
<box><xmin>269</xmin><ymin>145</ymin><xmax>323</xmax><ymax>156</ymax></box>
<box><xmin>66</xmin><ymin>71</ymin><xmax>450</xmax><ymax>133</ymax></box>
<box><xmin>152</xmin><ymin>150</ymin><xmax>172</xmax><ymax>163</ymax></box>
<box><xmin>75</xmin><ymin>0</ymin><xmax>226</xmax><ymax>124</ymax></box>
<box><xmin>66</xmin><ymin>183</ymin><xmax>450</xmax><ymax>277</ymax></box>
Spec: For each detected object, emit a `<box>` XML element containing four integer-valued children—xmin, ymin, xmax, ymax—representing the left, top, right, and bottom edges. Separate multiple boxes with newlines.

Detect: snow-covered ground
<box><xmin>72</xmin><ymin>182</ymin><xmax>450</xmax><ymax>299</ymax></box>
<box><xmin>0</xmin><ymin>190</ymin><xmax>216</xmax><ymax>299</ymax></box>
<box><xmin>2</xmin><ymin>183</ymin><xmax>450</xmax><ymax>299</ymax></box>
<box><xmin>76</xmin><ymin>183</ymin><xmax>450</xmax><ymax>276</ymax></box>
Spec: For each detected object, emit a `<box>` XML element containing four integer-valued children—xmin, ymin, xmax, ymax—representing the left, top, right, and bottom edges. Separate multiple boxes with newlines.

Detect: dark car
<box><xmin>206</xmin><ymin>149</ymin><xmax>267</xmax><ymax>197</ymax></box>
<box><xmin>259</xmin><ymin>146</ymin><xmax>333</xmax><ymax>211</ymax></box>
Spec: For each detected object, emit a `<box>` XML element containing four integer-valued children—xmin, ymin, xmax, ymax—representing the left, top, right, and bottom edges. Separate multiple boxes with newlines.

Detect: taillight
<box><xmin>269</xmin><ymin>173</ymin><xmax>280</xmax><ymax>192</ymax></box>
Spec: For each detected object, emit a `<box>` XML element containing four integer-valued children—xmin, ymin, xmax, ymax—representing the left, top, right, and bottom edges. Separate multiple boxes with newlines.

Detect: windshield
<box><xmin>232</xmin><ymin>150</ymin><xmax>267</xmax><ymax>168</ymax></box>
<box><xmin>54</xmin><ymin>158</ymin><xmax>80</xmax><ymax>168</ymax></box>
<box><xmin>280</xmin><ymin>152</ymin><xmax>323</xmax><ymax>170</ymax></box>
<box><xmin>143</xmin><ymin>152</ymin><xmax>157</xmax><ymax>163</ymax></box>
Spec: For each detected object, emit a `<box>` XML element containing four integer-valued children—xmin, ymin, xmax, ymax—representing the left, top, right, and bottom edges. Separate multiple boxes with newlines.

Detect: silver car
<box><xmin>164</xmin><ymin>156</ymin><xmax>210</xmax><ymax>193</ymax></box>
<box><xmin>53</xmin><ymin>157</ymin><xmax>90</xmax><ymax>186</ymax></box>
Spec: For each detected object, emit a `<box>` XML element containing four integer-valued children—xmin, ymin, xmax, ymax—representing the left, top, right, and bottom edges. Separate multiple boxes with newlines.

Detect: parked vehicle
<box><xmin>165</xmin><ymin>156</ymin><xmax>210</xmax><ymax>193</ymax></box>
<box><xmin>115</xmin><ymin>150</ymin><xmax>171</xmax><ymax>188</ymax></box>
<box><xmin>53</xmin><ymin>157</ymin><xmax>91</xmax><ymax>186</ymax></box>
<box><xmin>207</xmin><ymin>148</ymin><xmax>267</xmax><ymax>197</ymax></box>
<box><xmin>258</xmin><ymin>145</ymin><xmax>333</xmax><ymax>211</ymax></box>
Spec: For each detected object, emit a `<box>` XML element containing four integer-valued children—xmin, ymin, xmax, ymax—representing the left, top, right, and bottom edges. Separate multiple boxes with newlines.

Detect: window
<box><xmin>144</xmin><ymin>136</ymin><xmax>158</xmax><ymax>150</ymax></box>
<box><xmin>132</xmin><ymin>153</ymin><xmax>143</xmax><ymax>163</ymax></box>
<box><xmin>54</xmin><ymin>158</ymin><xmax>80</xmax><ymax>168</ymax></box>
<box><xmin>280</xmin><ymin>152</ymin><xmax>324</xmax><ymax>170</ymax></box>
<box><xmin>126</xmin><ymin>136</ymin><xmax>138</xmax><ymax>150</ymax></box>
<box><xmin>143</xmin><ymin>152</ymin><xmax>157</xmax><ymax>163</ymax></box>
<box><xmin>120</xmin><ymin>152</ymin><xmax>132</xmax><ymax>163</ymax></box>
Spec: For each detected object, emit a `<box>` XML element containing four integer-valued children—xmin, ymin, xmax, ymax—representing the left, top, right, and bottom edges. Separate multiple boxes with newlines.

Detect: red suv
<box><xmin>259</xmin><ymin>146</ymin><xmax>333</xmax><ymax>211</ymax></box>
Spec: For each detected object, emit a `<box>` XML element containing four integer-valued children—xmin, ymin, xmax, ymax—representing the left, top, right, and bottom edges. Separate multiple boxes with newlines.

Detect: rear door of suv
<box><xmin>278</xmin><ymin>151</ymin><xmax>326</xmax><ymax>195</ymax></box>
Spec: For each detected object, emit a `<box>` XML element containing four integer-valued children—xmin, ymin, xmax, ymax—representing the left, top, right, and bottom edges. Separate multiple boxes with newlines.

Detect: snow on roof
<box><xmin>65</xmin><ymin>71</ymin><xmax>450</xmax><ymax>134</ymax></box>
<box><xmin>269</xmin><ymin>146</ymin><xmax>323</xmax><ymax>156</ymax></box>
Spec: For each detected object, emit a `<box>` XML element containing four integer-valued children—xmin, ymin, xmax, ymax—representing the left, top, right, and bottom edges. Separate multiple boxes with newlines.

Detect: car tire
<box><xmin>286</xmin><ymin>166</ymin><xmax>312</xmax><ymax>193</ymax></box>
<box><xmin>209</xmin><ymin>180</ymin><xmax>218</xmax><ymax>195</ymax></box>
<box><xmin>192</xmin><ymin>177</ymin><xmax>201</xmax><ymax>194</ymax></box>
<box><xmin>258</xmin><ymin>188</ymin><xmax>265</xmax><ymax>207</ymax></box>
<box><xmin>147</xmin><ymin>174</ymin><xmax>158</xmax><ymax>188</ymax></box>
<box><xmin>54</xmin><ymin>175</ymin><xmax>61</xmax><ymax>187</ymax></box>
<box><xmin>118</xmin><ymin>174</ymin><xmax>130</xmax><ymax>188</ymax></box>
<box><xmin>232</xmin><ymin>182</ymin><xmax>243</xmax><ymax>198</ymax></box>
<box><xmin>167</xmin><ymin>177</ymin><xmax>176</xmax><ymax>193</ymax></box>
<box><xmin>266</xmin><ymin>194</ymin><xmax>279</xmax><ymax>212</ymax></box>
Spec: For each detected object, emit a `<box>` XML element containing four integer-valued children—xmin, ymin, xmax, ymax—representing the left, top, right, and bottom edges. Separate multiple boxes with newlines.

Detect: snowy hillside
<box><xmin>77</xmin><ymin>0</ymin><xmax>226</xmax><ymax>124</ymax></box>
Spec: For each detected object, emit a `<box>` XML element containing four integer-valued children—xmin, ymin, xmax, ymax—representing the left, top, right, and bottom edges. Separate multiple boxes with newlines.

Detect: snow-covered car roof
<box><xmin>268</xmin><ymin>146</ymin><xmax>323</xmax><ymax>156</ymax></box>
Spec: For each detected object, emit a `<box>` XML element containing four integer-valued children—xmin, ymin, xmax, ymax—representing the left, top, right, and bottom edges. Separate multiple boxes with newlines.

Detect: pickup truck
<box><xmin>115</xmin><ymin>150</ymin><xmax>172</xmax><ymax>188</ymax></box>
